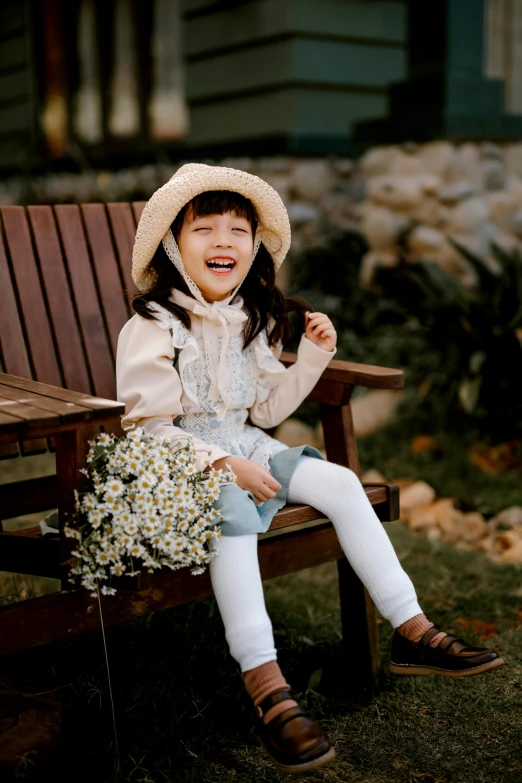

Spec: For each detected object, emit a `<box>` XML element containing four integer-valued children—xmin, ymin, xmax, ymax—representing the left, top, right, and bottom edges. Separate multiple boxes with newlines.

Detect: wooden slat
<box><xmin>107</xmin><ymin>202</ymin><xmax>139</xmax><ymax>306</ymax></box>
<box><xmin>0</xmin><ymin>207</ymin><xmax>62</xmax><ymax>387</ymax></box>
<box><xmin>0</xmin><ymin>382</ymin><xmax>94</xmax><ymax>421</ymax></box>
<box><xmin>0</xmin><ymin>442</ymin><xmax>19</xmax><ymax>459</ymax></box>
<box><xmin>0</xmin><ymin>523</ymin><xmax>343</xmax><ymax>654</ymax></box>
<box><xmin>132</xmin><ymin>201</ymin><xmax>146</xmax><ymax>223</ymax></box>
<box><xmin>281</xmin><ymin>352</ymin><xmax>404</xmax><ymax>391</ymax></box>
<box><xmin>54</xmin><ymin>205</ymin><xmax>116</xmax><ymax>400</ymax></box>
<box><xmin>81</xmin><ymin>204</ymin><xmax>130</xmax><ymax>358</ymax></box>
<box><xmin>0</xmin><ymin>374</ymin><xmax>123</xmax><ymax>418</ymax></box>
<box><xmin>0</xmin><ymin>217</ymin><xmax>32</xmax><ymax>379</ymax></box>
<box><xmin>0</xmin><ymin>394</ymin><xmax>58</xmax><ymax>427</ymax></box>
<box><xmin>0</xmin><ymin>475</ymin><xmax>57</xmax><ymax>520</ymax></box>
<box><xmin>27</xmin><ymin>206</ymin><xmax>92</xmax><ymax>394</ymax></box>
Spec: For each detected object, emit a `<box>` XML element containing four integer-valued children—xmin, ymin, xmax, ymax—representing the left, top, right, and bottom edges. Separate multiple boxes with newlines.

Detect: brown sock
<box><xmin>243</xmin><ymin>661</ymin><xmax>298</xmax><ymax>724</ymax></box>
<box><xmin>397</xmin><ymin>613</ymin><xmax>447</xmax><ymax>648</ymax></box>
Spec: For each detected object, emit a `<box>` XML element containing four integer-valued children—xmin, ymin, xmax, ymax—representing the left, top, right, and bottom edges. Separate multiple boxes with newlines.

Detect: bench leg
<box><xmin>337</xmin><ymin>557</ymin><xmax>380</xmax><ymax>679</ymax></box>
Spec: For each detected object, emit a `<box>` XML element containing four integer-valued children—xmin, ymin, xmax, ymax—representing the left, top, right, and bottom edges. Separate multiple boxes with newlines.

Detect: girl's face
<box><xmin>177</xmin><ymin>210</ymin><xmax>254</xmax><ymax>302</ymax></box>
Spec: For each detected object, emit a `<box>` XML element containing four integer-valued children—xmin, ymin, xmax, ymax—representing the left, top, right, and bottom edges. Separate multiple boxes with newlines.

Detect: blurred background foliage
<box><xmin>289</xmin><ymin>234</ymin><xmax>522</xmax><ymax>445</ymax></box>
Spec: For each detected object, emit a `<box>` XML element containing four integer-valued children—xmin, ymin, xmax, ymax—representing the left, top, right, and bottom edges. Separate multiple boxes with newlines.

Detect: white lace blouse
<box><xmin>116</xmin><ymin>290</ymin><xmax>335</xmax><ymax>470</ymax></box>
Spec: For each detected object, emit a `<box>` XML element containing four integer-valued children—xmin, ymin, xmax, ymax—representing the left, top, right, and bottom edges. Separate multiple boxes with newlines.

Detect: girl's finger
<box><xmin>265</xmin><ymin>477</ymin><xmax>282</xmax><ymax>492</ymax></box>
<box><xmin>308</xmin><ymin>318</ymin><xmax>333</xmax><ymax>330</ymax></box>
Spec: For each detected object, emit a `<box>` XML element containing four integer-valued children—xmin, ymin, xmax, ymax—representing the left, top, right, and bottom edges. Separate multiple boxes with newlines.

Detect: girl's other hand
<box><xmin>212</xmin><ymin>456</ymin><xmax>282</xmax><ymax>503</ymax></box>
<box><xmin>305</xmin><ymin>311</ymin><xmax>337</xmax><ymax>352</ymax></box>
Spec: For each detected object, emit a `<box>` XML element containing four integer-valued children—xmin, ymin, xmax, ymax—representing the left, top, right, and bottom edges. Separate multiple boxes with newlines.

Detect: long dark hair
<box><xmin>133</xmin><ymin>190</ymin><xmax>310</xmax><ymax>349</ymax></box>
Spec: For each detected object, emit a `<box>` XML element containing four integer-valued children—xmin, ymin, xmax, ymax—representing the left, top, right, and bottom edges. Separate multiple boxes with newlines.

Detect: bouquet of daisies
<box><xmin>65</xmin><ymin>428</ymin><xmax>235</xmax><ymax>596</ymax></box>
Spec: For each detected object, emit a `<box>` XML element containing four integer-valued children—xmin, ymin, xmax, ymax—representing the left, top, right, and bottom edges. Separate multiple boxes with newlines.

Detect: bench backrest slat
<box><xmin>54</xmin><ymin>205</ymin><xmax>118</xmax><ymax>400</ymax></box>
<box><xmin>81</xmin><ymin>204</ymin><xmax>130</xmax><ymax>359</ymax></box>
<box><xmin>27</xmin><ymin>206</ymin><xmax>92</xmax><ymax>394</ymax></box>
<box><xmin>1</xmin><ymin>207</ymin><xmax>62</xmax><ymax>387</ymax></box>
<box><xmin>107</xmin><ymin>202</ymin><xmax>140</xmax><ymax>306</ymax></box>
<box><xmin>0</xmin><ymin>218</ymin><xmax>32</xmax><ymax>379</ymax></box>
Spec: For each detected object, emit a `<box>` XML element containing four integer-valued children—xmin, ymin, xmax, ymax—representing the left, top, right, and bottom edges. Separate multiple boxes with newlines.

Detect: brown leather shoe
<box><xmin>251</xmin><ymin>688</ymin><xmax>335</xmax><ymax>774</ymax></box>
<box><xmin>390</xmin><ymin>625</ymin><xmax>505</xmax><ymax>677</ymax></box>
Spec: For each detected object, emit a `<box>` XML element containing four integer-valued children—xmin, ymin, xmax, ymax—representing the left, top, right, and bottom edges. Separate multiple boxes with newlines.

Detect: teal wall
<box><xmin>183</xmin><ymin>0</ymin><xmax>407</xmax><ymax>153</ymax></box>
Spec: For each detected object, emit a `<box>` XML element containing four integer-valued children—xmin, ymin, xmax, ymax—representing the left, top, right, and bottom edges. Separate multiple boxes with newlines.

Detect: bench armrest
<box><xmin>280</xmin><ymin>351</ymin><xmax>404</xmax><ymax>403</ymax></box>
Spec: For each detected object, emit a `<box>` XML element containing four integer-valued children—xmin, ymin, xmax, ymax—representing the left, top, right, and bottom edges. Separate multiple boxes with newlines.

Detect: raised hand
<box><xmin>212</xmin><ymin>456</ymin><xmax>282</xmax><ymax>503</ymax></box>
<box><xmin>305</xmin><ymin>311</ymin><xmax>337</xmax><ymax>352</ymax></box>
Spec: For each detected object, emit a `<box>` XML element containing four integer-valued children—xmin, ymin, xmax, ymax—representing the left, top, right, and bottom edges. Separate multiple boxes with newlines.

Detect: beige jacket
<box><xmin>116</xmin><ymin>294</ymin><xmax>335</xmax><ymax>467</ymax></box>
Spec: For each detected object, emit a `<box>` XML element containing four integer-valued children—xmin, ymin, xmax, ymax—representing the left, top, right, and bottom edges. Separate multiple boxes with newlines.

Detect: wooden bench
<box><xmin>0</xmin><ymin>203</ymin><xmax>403</xmax><ymax>674</ymax></box>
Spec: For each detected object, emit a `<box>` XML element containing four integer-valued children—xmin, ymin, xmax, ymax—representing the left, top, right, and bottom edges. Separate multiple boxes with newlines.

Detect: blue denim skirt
<box><xmin>215</xmin><ymin>445</ymin><xmax>324</xmax><ymax>537</ymax></box>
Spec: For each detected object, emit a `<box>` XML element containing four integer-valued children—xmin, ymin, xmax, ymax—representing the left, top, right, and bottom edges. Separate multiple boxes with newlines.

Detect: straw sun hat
<box><xmin>131</xmin><ymin>163</ymin><xmax>291</xmax><ymax>291</ymax></box>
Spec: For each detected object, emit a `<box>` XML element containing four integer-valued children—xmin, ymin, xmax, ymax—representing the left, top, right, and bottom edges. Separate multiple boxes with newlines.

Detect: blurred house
<box><xmin>1</xmin><ymin>0</ymin><xmax>522</xmax><ymax>174</ymax></box>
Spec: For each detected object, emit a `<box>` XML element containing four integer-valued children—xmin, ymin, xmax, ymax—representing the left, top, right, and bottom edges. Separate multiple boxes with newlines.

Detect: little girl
<box><xmin>116</xmin><ymin>163</ymin><xmax>504</xmax><ymax>774</ymax></box>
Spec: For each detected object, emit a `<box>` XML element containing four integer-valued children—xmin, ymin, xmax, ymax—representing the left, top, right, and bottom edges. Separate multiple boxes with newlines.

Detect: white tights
<box><xmin>209</xmin><ymin>456</ymin><xmax>423</xmax><ymax>672</ymax></box>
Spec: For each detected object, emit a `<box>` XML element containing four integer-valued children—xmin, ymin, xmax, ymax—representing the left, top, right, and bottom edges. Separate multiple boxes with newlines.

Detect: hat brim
<box><xmin>132</xmin><ymin>163</ymin><xmax>291</xmax><ymax>291</ymax></box>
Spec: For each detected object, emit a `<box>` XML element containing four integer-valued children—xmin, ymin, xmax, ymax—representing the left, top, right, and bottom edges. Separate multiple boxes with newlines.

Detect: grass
<box><xmin>18</xmin><ymin>522</ymin><xmax>520</xmax><ymax>783</ymax></box>
<box><xmin>2</xmin><ymin>430</ymin><xmax>521</xmax><ymax>782</ymax></box>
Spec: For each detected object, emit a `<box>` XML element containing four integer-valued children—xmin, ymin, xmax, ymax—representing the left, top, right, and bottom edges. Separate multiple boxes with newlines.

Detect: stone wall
<box><xmin>3</xmin><ymin>142</ymin><xmax>522</xmax><ymax>289</ymax></box>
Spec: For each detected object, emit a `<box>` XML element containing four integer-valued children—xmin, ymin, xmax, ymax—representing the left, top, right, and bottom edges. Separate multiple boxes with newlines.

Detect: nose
<box><xmin>213</xmin><ymin>229</ymin><xmax>233</xmax><ymax>248</ymax></box>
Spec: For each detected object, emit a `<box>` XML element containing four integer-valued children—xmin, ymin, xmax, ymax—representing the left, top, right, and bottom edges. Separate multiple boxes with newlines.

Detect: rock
<box><xmin>274</xmin><ymin>418</ymin><xmax>319</xmax><ymax>449</ymax></box>
<box><xmin>438</xmin><ymin>506</ymin><xmax>466</xmax><ymax>543</ymax></box>
<box><xmin>332</xmin><ymin>158</ymin><xmax>354</xmax><ymax>176</ymax></box>
<box><xmin>499</xmin><ymin>539</ymin><xmax>522</xmax><ymax>564</ymax></box>
<box><xmin>484</xmin><ymin>191</ymin><xmax>516</xmax><ymax>231</ymax></box>
<box><xmin>366</xmin><ymin>175</ymin><xmax>423</xmax><ymax>210</ymax></box>
<box><xmin>512</xmin><ymin>209</ymin><xmax>522</xmax><ymax>238</ymax></box>
<box><xmin>482</xmin><ymin>159</ymin><xmax>507</xmax><ymax>191</ymax></box>
<box><xmin>262</xmin><ymin>174</ymin><xmax>291</xmax><ymax>205</ymax></box>
<box><xmin>389</xmin><ymin>152</ymin><xmax>422</xmax><ymax>176</ymax></box>
<box><xmin>399</xmin><ymin>481</ymin><xmax>437</xmax><ymax>518</ymax></box>
<box><xmin>292</xmin><ymin>161</ymin><xmax>334</xmax><ymax>201</ymax></box>
<box><xmin>287</xmin><ymin>201</ymin><xmax>321</xmax><ymax>225</ymax></box>
<box><xmin>361</xmin><ymin>469</ymin><xmax>387</xmax><ymax>484</ymax></box>
<box><xmin>418</xmin><ymin>141</ymin><xmax>454</xmax><ymax>176</ymax></box>
<box><xmin>480</xmin><ymin>142</ymin><xmax>504</xmax><ymax>160</ymax></box>
<box><xmin>407</xmin><ymin>225</ymin><xmax>445</xmax><ymax>256</ymax></box>
<box><xmin>413</xmin><ymin>196</ymin><xmax>449</xmax><ymax>228</ymax></box>
<box><xmin>437</xmin><ymin>181</ymin><xmax>476</xmax><ymax>204</ymax></box>
<box><xmin>490</xmin><ymin>506</ymin><xmax>522</xmax><ymax>529</ymax></box>
<box><xmin>351</xmin><ymin>388</ymin><xmax>405</xmax><ymax>437</ymax></box>
<box><xmin>360</xmin><ymin>146</ymin><xmax>402</xmax><ymax>176</ymax></box>
<box><xmin>258</xmin><ymin>157</ymin><xmax>291</xmax><ymax>174</ymax></box>
<box><xmin>361</xmin><ymin>206</ymin><xmax>405</xmax><ymax>250</ymax></box>
<box><xmin>505</xmin><ymin>143</ymin><xmax>522</xmax><ymax>176</ymax></box>
<box><xmin>445</xmin><ymin>143</ymin><xmax>481</xmax><ymax>188</ymax></box>
<box><xmin>459</xmin><ymin>512</ymin><xmax>489</xmax><ymax>543</ymax></box>
<box><xmin>445</xmin><ymin>197</ymin><xmax>490</xmax><ymax>235</ymax></box>
<box><xmin>408</xmin><ymin>498</ymin><xmax>455</xmax><ymax>531</ymax></box>
<box><xmin>496</xmin><ymin>528</ymin><xmax>522</xmax><ymax>564</ymax></box>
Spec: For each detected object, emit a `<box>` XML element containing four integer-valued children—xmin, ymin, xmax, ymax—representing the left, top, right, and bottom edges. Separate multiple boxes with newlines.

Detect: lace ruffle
<box><xmin>148</xmin><ymin>304</ymin><xmax>200</xmax><ymax>405</ymax></box>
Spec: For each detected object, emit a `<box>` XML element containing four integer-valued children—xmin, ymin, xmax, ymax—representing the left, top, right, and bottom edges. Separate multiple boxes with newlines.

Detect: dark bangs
<box><xmin>171</xmin><ymin>191</ymin><xmax>258</xmax><ymax>239</ymax></box>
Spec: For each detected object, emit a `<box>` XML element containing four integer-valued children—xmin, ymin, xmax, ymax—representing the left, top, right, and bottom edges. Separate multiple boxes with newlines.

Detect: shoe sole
<box><xmin>390</xmin><ymin>657</ymin><xmax>505</xmax><ymax>677</ymax></box>
<box><xmin>252</xmin><ymin>729</ymin><xmax>336</xmax><ymax>774</ymax></box>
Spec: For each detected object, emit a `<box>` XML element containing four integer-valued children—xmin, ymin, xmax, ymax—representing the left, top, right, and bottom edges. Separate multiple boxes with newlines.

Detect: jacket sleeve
<box><xmin>249</xmin><ymin>334</ymin><xmax>336</xmax><ymax>429</ymax></box>
<box><xmin>116</xmin><ymin>314</ymin><xmax>231</xmax><ymax>468</ymax></box>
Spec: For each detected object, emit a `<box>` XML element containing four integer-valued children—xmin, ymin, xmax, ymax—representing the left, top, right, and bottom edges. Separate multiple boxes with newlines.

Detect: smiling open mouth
<box><xmin>206</xmin><ymin>259</ymin><xmax>236</xmax><ymax>273</ymax></box>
